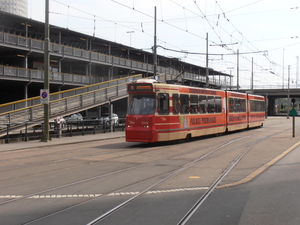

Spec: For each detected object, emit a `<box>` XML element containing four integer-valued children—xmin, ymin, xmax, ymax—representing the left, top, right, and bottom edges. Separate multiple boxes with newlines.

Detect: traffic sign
<box><xmin>289</xmin><ymin>108</ymin><xmax>298</xmax><ymax>116</ymax></box>
<box><xmin>40</xmin><ymin>89</ymin><xmax>49</xmax><ymax>104</ymax></box>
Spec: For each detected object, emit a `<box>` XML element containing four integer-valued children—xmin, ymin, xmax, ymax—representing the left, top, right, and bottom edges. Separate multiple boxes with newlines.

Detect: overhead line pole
<box><xmin>237</xmin><ymin>49</ymin><xmax>239</xmax><ymax>91</ymax></box>
<box><xmin>153</xmin><ymin>6</ymin><xmax>157</xmax><ymax>80</ymax></box>
<box><xmin>282</xmin><ymin>49</ymin><xmax>285</xmax><ymax>89</ymax></box>
<box><xmin>41</xmin><ymin>0</ymin><xmax>51</xmax><ymax>142</ymax></box>
<box><xmin>287</xmin><ymin>65</ymin><xmax>290</xmax><ymax>119</ymax></box>
<box><xmin>251</xmin><ymin>57</ymin><xmax>253</xmax><ymax>93</ymax></box>
<box><xmin>206</xmin><ymin>33</ymin><xmax>209</xmax><ymax>87</ymax></box>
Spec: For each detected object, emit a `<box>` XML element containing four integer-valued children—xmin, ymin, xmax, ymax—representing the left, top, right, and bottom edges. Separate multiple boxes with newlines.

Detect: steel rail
<box><xmin>177</xmin><ymin>131</ymin><xmax>284</xmax><ymax>225</ymax></box>
<box><xmin>17</xmin><ymin>134</ymin><xmax>252</xmax><ymax>225</ymax></box>
<box><xmin>0</xmin><ymin>132</ymin><xmax>253</xmax><ymax>207</ymax></box>
<box><xmin>86</xmin><ymin>129</ymin><xmax>287</xmax><ymax>225</ymax></box>
<box><xmin>85</xmin><ymin>135</ymin><xmax>254</xmax><ymax>225</ymax></box>
<box><xmin>3</xmin><ymin>128</ymin><xmax>282</xmax><ymax>225</ymax></box>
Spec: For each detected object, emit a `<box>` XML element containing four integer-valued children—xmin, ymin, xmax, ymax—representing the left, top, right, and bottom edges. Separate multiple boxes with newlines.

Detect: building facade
<box><xmin>0</xmin><ymin>0</ymin><xmax>27</xmax><ymax>17</ymax></box>
<box><xmin>0</xmin><ymin>11</ymin><xmax>230</xmax><ymax>107</ymax></box>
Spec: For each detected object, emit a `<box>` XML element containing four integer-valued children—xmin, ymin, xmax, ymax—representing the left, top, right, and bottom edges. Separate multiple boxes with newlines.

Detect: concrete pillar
<box><xmin>268</xmin><ymin>97</ymin><xmax>276</xmax><ymax>116</ymax></box>
<box><xmin>98</xmin><ymin>106</ymin><xmax>101</xmax><ymax>119</ymax></box>
<box><xmin>109</xmin><ymin>102</ymin><xmax>113</xmax><ymax>131</ymax></box>
<box><xmin>24</xmin><ymin>84</ymin><xmax>29</xmax><ymax>107</ymax></box>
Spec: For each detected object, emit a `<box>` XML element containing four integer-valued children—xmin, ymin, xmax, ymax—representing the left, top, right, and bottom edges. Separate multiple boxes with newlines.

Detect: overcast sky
<box><xmin>27</xmin><ymin>0</ymin><xmax>300</xmax><ymax>88</ymax></box>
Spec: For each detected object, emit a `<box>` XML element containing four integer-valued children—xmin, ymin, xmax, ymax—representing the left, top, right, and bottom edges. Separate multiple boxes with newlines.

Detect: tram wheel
<box><xmin>186</xmin><ymin>134</ymin><xmax>192</xmax><ymax>142</ymax></box>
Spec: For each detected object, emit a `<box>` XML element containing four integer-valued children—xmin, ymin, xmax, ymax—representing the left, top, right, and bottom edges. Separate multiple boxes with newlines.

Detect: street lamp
<box><xmin>127</xmin><ymin>31</ymin><xmax>135</xmax><ymax>47</ymax></box>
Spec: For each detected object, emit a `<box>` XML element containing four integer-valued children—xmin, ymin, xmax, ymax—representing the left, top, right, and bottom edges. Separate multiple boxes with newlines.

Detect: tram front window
<box><xmin>128</xmin><ymin>95</ymin><xmax>156</xmax><ymax>115</ymax></box>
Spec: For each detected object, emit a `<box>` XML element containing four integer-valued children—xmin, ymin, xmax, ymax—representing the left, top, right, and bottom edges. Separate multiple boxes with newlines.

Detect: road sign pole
<box><xmin>293</xmin><ymin>116</ymin><xmax>295</xmax><ymax>137</ymax></box>
<box><xmin>289</xmin><ymin>98</ymin><xmax>297</xmax><ymax>138</ymax></box>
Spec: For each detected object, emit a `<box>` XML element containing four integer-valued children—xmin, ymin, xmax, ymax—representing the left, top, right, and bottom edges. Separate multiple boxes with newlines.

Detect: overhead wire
<box><xmin>51</xmin><ymin>0</ymin><xmax>155</xmax><ymax>42</ymax></box>
<box><xmin>156</xmin><ymin>45</ymin><xmax>266</xmax><ymax>55</ymax></box>
<box><xmin>134</xmin><ymin>0</ymin><xmax>279</xmax><ymax>73</ymax></box>
<box><xmin>50</xmin><ymin>0</ymin><xmax>296</xmax><ymax>83</ymax></box>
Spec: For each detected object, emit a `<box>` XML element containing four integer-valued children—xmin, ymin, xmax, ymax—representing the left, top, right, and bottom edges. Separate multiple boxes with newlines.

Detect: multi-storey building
<box><xmin>0</xmin><ymin>0</ymin><xmax>27</xmax><ymax>17</ymax></box>
<box><xmin>0</xmin><ymin>10</ymin><xmax>230</xmax><ymax>116</ymax></box>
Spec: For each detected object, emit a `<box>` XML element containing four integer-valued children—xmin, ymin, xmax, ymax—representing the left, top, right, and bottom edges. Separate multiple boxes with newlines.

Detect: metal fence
<box><xmin>0</xmin><ymin>65</ymin><xmax>94</xmax><ymax>85</ymax></box>
<box><xmin>0</xmin><ymin>120</ymin><xmax>126</xmax><ymax>144</ymax></box>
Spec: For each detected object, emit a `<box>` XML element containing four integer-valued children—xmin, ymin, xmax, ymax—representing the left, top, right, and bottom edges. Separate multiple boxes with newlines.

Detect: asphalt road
<box><xmin>187</xmin><ymin>140</ymin><xmax>300</xmax><ymax>225</ymax></box>
<box><xmin>0</xmin><ymin>117</ymin><xmax>299</xmax><ymax>225</ymax></box>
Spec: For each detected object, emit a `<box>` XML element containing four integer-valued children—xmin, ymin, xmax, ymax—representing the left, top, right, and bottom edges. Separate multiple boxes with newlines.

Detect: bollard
<box><xmin>56</xmin><ymin>123</ymin><xmax>62</xmax><ymax>138</ymax></box>
<box><xmin>293</xmin><ymin>116</ymin><xmax>295</xmax><ymax>137</ymax></box>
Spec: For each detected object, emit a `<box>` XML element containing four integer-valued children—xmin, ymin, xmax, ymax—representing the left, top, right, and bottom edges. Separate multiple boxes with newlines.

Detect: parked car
<box><xmin>98</xmin><ymin>113</ymin><xmax>118</xmax><ymax>125</ymax></box>
<box><xmin>33</xmin><ymin>117</ymin><xmax>66</xmax><ymax>129</ymax></box>
<box><xmin>50</xmin><ymin>117</ymin><xmax>66</xmax><ymax>128</ymax></box>
<box><xmin>65</xmin><ymin>113</ymin><xmax>83</xmax><ymax>122</ymax></box>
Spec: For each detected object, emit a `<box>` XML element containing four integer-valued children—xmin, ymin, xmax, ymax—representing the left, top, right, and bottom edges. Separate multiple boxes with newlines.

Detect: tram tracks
<box><xmin>0</xmin><ymin>127</ymin><xmax>290</xmax><ymax>225</ymax></box>
<box><xmin>177</xmin><ymin>133</ymin><xmax>275</xmax><ymax>225</ymax></box>
<box><xmin>85</xmin><ymin>129</ymin><xmax>284</xmax><ymax>225</ymax></box>
<box><xmin>0</xmin><ymin>133</ymin><xmax>250</xmax><ymax>205</ymax></box>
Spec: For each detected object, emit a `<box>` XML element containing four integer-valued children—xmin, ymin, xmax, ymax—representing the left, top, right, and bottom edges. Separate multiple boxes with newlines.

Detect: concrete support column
<box><xmin>25</xmin><ymin>55</ymin><xmax>28</xmax><ymax>69</ymax></box>
<box><xmin>58</xmin><ymin>59</ymin><xmax>62</xmax><ymax>73</ymax></box>
<box><xmin>268</xmin><ymin>97</ymin><xmax>276</xmax><ymax>116</ymax></box>
<box><xmin>97</xmin><ymin>106</ymin><xmax>101</xmax><ymax>119</ymax></box>
<box><xmin>85</xmin><ymin>64</ymin><xmax>89</xmax><ymax>76</ymax></box>
<box><xmin>109</xmin><ymin>101</ymin><xmax>113</xmax><ymax>131</ymax></box>
<box><xmin>24</xmin><ymin>84</ymin><xmax>29</xmax><ymax>107</ymax></box>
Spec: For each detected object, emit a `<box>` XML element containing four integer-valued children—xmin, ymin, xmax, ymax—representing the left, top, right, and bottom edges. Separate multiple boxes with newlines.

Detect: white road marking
<box><xmin>0</xmin><ymin>187</ymin><xmax>209</xmax><ymax>199</ymax></box>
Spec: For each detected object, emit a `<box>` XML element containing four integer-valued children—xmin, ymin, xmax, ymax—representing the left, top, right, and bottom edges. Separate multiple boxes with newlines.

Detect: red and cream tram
<box><xmin>126</xmin><ymin>79</ymin><xmax>265</xmax><ymax>143</ymax></box>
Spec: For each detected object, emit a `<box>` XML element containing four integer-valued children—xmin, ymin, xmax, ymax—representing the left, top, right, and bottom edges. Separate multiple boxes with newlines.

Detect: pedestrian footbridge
<box><xmin>2</xmin><ymin>73</ymin><xmax>219</xmax><ymax>136</ymax></box>
<box><xmin>0</xmin><ymin>74</ymin><xmax>140</xmax><ymax>135</ymax></box>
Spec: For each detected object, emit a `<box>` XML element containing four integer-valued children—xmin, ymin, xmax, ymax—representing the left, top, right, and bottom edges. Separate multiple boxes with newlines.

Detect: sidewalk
<box><xmin>0</xmin><ymin>131</ymin><xmax>125</xmax><ymax>152</ymax></box>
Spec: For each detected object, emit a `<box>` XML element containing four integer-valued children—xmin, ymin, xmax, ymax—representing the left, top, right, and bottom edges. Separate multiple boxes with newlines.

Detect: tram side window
<box><xmin>172</xmin><ymin>94</ymin><xmax>179</xmax><ymax>114</ymax></box>
<box><xmin>190</xmin><ymin>95</ymin><xmax>198</xmax><ymax>114</ymax></box>
<box><xmin>240</xmin><ymin>99</ymin><xmax>246</xmax><ymax>112</ymax></box>
<box><xmin>158</xmin><ymin>93</ymin><xmax>169</xmax><ymax>115</ymax></box>
<box><xmin>180</xmin><ymin>94</ymin><xmax>189</xmax><ymax>114</ymax></box>
<box><xmin>250</xmin><ymin>100</ymin><xmax>255</xmax><ymax>112</ymax></box>
<box><xmin>229</xmin><ymin>98</ymin><xmax>246</xmax><ymax>113</ymax></box>
<box><xmin>259</xmin><ymin>101</ymin><xmax>265</xmax><ymax>112</ymax></box>
<box><xmin>199</xmin><ymin>95</ymin><xmax>207</xmax><ymax>113</ymax></box>
<box><xmin>215</xmin><ymin>96</ymin><xmax>222</xmax><ymax>113</ymax></box>
<box><xmin>207</xmin><ymin>96</ymin><xmax>215</xmax><ymax>113</ymax></box>
<box><xmin>251</xmin><ymin>100</ymin><xmax>265</xmax><ymax>112</ymax></box>
<box><xmin>229</xmin><ymin>98</ymin><xmax>235</xmax><ymax>112</ymax></box>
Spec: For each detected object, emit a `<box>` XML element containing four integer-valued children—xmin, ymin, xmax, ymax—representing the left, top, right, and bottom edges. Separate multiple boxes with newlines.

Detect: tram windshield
<box><xmin>128</xmin><ymin>95</ymin><xmax>156</xmax><ymax>115</ymax></box>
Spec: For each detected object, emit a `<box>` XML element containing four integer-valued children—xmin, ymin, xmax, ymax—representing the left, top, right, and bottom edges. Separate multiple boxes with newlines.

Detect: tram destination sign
<box><xmin>128</xmin><ymin>83</ymin><xmax>153</xmax><ymax>92</ymax></box>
